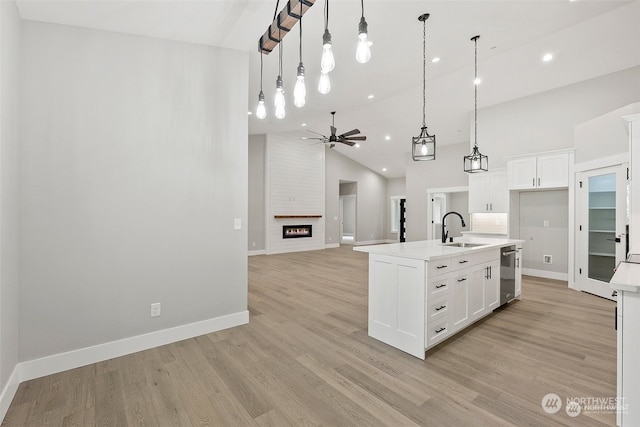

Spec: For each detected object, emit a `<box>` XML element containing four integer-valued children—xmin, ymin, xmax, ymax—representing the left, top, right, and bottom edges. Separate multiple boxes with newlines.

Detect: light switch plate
<box><xmin>234</xmin><ymin>218</ymin><xmax>241</xmax><ymax>230</ymax></box>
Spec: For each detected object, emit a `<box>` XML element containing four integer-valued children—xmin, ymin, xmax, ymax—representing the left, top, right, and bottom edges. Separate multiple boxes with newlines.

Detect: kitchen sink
<box><xmin>441</xmin><ymin>242</ymin><xmax>487</xmax><ymax>248</ymax></box>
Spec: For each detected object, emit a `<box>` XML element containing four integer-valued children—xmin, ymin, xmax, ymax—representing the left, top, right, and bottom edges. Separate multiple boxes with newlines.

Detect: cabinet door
<box><xmin>468</xmin><ymin>173</ymin><xmax>488</xmax><ymax>213</ymax></box>
<box><xmin>508</xmin><ymin>157</ymin><xmax>537</xmax><ymax>190</ymax></box>
<box><xmin>468</xmin><ymin>265</ymin><xmax>486</xmax><ymax>319</ymax></box>
<box><xmin>484</xmin><ymin>260</ymin><xmax>500</xmax><ymax>311</ymax></box>
<box><xmin>452</xmin><ymin>272</ymin><xmax>469</xmax><ymax>328</ymax></box>
<box><xmin>368</xmin><ymin>254</ymin><xmax>426</xmax><ymax>359</ymax></box>
<box><xmin>488</xmin><ymin>170</ymin><xmax>509</xmax><ymax>212</ymax></box>
<box><xmin>537</xmin><ymin>153</ymin><xmax>569</xmax><ymax>188</ymax></box>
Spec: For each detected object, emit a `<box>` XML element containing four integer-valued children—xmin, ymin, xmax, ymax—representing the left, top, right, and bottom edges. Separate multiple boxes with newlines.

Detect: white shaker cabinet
<box><xmin>468</xmin><ymin>169</ymin><xmax>509</xmax><ymax>213</ymax></box>
<box><xmin>507</xmin><ymin>151</ymin><xmax>571</xmax><ymax>190</ymax></box>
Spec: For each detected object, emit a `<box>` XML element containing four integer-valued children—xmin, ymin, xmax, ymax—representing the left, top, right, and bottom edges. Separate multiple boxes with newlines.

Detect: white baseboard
<box><xmin>523</xmin><ymin>268</ymin><xmax>568</xmax><ymax>282</ymax></box>
<box><xmin>248</xmin><ymin>249</ymin><xmax>266</xmax><ymax>256</ymax></box>
<box><xmin>19</xmin><ymin>310</ymin><xmax>249</xmax><ymax>383</ymax></box>
<box><xmin>325</xmin><ymin>243</ymin><xmax>340</xmax><ymax>249</ymax></box>
<box><xmin>0</xmin><ymin>365</ymin><xmax>20</xmax><ymax>422</ymax></box>
<box><xmin>354</xmin><ymin>239</ymin><xmax>387</xmax><ymax>246</ymax></box>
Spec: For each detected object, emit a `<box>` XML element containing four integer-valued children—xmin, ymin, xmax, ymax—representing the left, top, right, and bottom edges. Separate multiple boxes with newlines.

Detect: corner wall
<box><xmin>18</xmin><ymin>22</ymin><xmax>248</xmax><ymax>363</ymax></box>
<box><xmin>0</xmin><ymin>0</ymin><xmax>22</xmax><ymax>418</ymax></box>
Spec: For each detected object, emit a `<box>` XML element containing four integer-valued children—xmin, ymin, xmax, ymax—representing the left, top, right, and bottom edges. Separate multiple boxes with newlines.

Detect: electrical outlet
<box><xmin>544</xmin><ymin>220</ymin><xmax>549</xmax><ymax>227</ymax></box>
<box><xmin>150</xmin><ymin>303</ymin><xmax>161</xmax><ymax>317</ymax></box>
<box><xmin>252</xmin><ymin>241</ymin><xmax>256</xmax><ymax>247</ymax></box>
<box><xmin>543</xmin><ymin>255</ymin><xmax>553</xmax><ymax>264</ymax></box>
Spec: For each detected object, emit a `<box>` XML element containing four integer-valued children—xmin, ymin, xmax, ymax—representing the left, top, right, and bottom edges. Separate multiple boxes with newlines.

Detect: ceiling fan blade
<box><xmin>301</xmin><ymin>137</ymin><xmax>326</xmax><ymax>140</ymax></box>
<box><xmin>330</xmin><ymin>126</ymin><xmax>337</xmax><ymax>136</ymax></box>
<box><xmin>339</xmin><ymin>129</ymin><xmax>360</xmax><ymax>138</ymax></box>
<box><xmin>342</xmin><ymin>136</ymin><xmax>367</xmax><ymax>141</ymax></box>
<box><xmin>306</xmin><ymin>129</ymin><xmax>327</xmax><ymax>137</ymax></box>
<box><xmin>339</xmin><ymin>140</ymin><xmax>356</xmax><ymax>146</ymax></box>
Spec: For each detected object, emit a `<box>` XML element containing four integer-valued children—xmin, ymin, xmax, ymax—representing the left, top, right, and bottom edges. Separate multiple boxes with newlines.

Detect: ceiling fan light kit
<box><xmin>464</xmin><ymin>35</ymin><xmax>489</xmax><ymax>173</ymax></box>
<box><xmin>412</xmin><ymin>13</ymin><xmax>436</xmax><ymax>161</ymax></box>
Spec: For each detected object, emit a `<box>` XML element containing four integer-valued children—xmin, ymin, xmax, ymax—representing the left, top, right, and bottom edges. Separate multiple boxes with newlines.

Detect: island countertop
<box><xmin>353</xmin><ymin>237</ymin><xmax>524</xmax><ymax>261</ymax></box>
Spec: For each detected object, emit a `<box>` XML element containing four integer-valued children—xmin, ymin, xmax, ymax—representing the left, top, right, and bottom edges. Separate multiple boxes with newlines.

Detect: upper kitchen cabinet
<box><xmin>506</xmin><ymin>150</ymin><xmax>572</xmax><ymax>190</ymax></box>
<box><xmin>469</xmin><ymin>169</ymin><xmax>509</xmax><ymax>213</ymax></box>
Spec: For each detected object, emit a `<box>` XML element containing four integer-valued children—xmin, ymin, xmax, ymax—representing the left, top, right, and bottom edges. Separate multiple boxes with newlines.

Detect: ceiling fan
<box><xmin>302</xmin><ymin>111</ymin><xmax>366</xmax><ymax>149</ymax></box>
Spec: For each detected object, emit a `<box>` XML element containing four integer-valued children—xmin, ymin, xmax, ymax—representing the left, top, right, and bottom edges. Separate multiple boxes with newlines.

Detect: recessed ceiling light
<box><xmin>385</xmin><ymin>135</ymin><xmax>391</xmax><ymax>141</ymax></box>
<box><xmin>473</xmin><ymin>77</ymin><xmax>482</xmax><ymax>85</ymax></box>
<box><xmin>543</xmin><ymin>53</ymin><xmax>553</xmax><ymax>62</ymax></box>
<box><xmin>431</xmin><ymin>57</ymin><xmax>440</xmax><ymax>63</ymax></box>
<box><xmin>382</xmin><ymin>167</ymin><xmax>387</xmax><ymax>172</ymax></box>
<box><xmin>301</xmin><ymin>123</ymin><xmax>307</xmax><ymax>127</ymax></box>
<box><xmin>247</xmin><ymin>111</ymin><xmax>252</xmax><ymax>115</ymax></box>
<box><xmin>355</xmin><ymin>143</ymin><xmax>360</xmax><ymax>148</ymax></box>
<box><xmin>368</xmin><ymin>94</ymin><xmax>374</xmax><ymax>99</ymax></box>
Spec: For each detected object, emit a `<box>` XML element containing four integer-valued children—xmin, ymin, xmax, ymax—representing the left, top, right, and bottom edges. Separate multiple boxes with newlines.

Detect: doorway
<box><xmin>340</xmin><ymin>194</ymin><xmax>356</xmax><ymax>245</ymax></box>
<box><xmin>576</xmin><ymin>164</ymin><xmax>628</xmax><ymax>300</ymax></box>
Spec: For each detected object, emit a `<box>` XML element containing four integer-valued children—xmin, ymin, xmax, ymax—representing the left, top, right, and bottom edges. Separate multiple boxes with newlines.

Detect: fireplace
<box><xmin>282</xmin><ymin>225</ymin><xmax>312</xmax><ymax>239</ymax></box>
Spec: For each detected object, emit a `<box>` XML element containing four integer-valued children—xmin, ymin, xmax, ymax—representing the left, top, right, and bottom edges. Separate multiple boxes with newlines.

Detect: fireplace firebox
<box><xmin>282</xmin><ymin>225</ymin><xmax>312</xmax><ymax>239</ymax></box>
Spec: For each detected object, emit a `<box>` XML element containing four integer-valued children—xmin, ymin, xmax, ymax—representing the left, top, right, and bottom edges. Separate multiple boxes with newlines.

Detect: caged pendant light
<box><xmin>464</xmin><ymin>35</ymin><xmax>488</xmax><ymax>173</ymax></box>
<box><xmin>411</xmin><ymin>13</ymin><xmax>436</xmax><ymax>161</ymax></box>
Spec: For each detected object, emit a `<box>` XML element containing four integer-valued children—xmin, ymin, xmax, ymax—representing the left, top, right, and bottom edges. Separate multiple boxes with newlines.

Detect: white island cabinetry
<box><xmin>356</xmin><ymin>238</ymin><xmax>523</xmax><ymax>359</ymax></box>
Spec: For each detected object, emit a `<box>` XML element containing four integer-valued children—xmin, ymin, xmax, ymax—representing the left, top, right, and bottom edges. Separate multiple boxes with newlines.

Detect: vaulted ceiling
<box><xmin>15</xmin><ymin>1</ymin><xmax>640</xmax><ymax>177</ymax></box>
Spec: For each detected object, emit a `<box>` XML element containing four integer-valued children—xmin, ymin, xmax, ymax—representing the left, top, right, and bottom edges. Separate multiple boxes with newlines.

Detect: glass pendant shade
<box><xmin>412</xmin><ymin>126</ymin><xmax>436</xmax><ymax>161</ymax></box>
<box><xmin>256</xmin><ymin>90</ymin><xmax>267</xmax><ymax>119</ymax></box>
<box><xmin>293</xmin><ymin>63</ymin><xmax>306</xmax><ymax>107</ymax></box>
<box><xmin>318</xmin><ymin>72</ymin><xmax>331</xmax><ymax>94</ymax></box>
<box><xmin>464</xmin><ymin>145</ymin><xmax>488</xmax><ymax>173</ymax></box>
<box><xmin>356</xmin><ymin>17</ymin><xmax>371</xmax><ymax>64</ymax></box>
<box><xmin>321</xmin><ymin>29</ymin><xmax>335</xmax><ymax>73</ymax></box>
<box><xmin>274</xmin><ymin>75</ymin><xmax>286</xmax><ymax>119</ymax></box>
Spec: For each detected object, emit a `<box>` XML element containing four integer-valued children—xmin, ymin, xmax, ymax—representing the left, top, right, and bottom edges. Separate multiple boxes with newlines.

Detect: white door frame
<box><xmin>339</xmin><ymin>194</ymin><xmax>356</xmax><ymax>244</ymax></box>
<box><xmin>575</xmin><ymin>163</ymin><xmax>628</xmax><ymax>300</ymax></box>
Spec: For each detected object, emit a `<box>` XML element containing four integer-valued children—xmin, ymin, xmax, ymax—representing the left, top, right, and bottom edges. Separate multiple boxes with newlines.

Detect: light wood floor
<box><xmin>3</xmin><ymin>246</ymin><xmax>617</xmax><ymax>426</ymax></box>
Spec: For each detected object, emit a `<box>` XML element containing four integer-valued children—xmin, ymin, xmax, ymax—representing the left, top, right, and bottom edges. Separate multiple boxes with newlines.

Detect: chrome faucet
<box><xmin>441</xmin><ymin>211</ymin><xmax>467</xmax><ymax>243</ymax></box>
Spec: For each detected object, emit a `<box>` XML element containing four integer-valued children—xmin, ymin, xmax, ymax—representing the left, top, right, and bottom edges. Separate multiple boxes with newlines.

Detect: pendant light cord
<box><xmin>474</xmin><ymin>36</ymin><xmax>478</xmax><ymax>148</ymax></box>
<box><xmin>299</xmin><ymin>0</ymin><xmax>303</xmax><ymax>61</ymax></box>
<box><xmin>260</xmin><ymin>48</ymin><xmax>264</xmax><ymax>91</ymax></box>
<box><xmin>361</xmin><ymin>0</ymin><xmax>364</xmax><ymax>18</ymax></box>
<box><xmin>422</xmin><ymin>18</ymin><xmax>426</xmax><ymax>128</ymax></box>
<box><xmin>324</xmin><ymin>0</ymin><xmax>329</xmax><ymax>31</ymax></box>
<box><xmin>279</xmin><ymin>27</ymin><xmax>283</xmax><ymax>77</ymax></box>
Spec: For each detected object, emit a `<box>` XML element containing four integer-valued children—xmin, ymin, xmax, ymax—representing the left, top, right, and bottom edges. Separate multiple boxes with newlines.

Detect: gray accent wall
<box><xmin>326</xmin><ymin>149</ymin><xmax>387</xmax><ymax>245</ymax></box>
<box><xmin>248</xmin><ymin>135</ymin><xmax>266</xmax><ymax>252</ymax></box>
<box><xmin>18</xmin><ymin>22</ymin><xmax>248</xmax><ymax>361</ymax></box>
<box><xmin>0</xmin><ymin>0</ymin><xmax>21</xmax><ymax>401</ymax></box>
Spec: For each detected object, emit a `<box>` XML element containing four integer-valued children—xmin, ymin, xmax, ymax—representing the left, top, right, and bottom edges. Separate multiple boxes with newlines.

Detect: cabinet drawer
<box><xmin>426</xmin><ymin>315</ymin><xmax>451</xmax><ymax>346</ymax></box>
<box><xmin>427</xmin><ymin>295</ymin><xmax>450</xmax><ymax>320</ymax></box>
<box><xmin>430</xmin><ymin>276</ymin><xmax>450</xmax><ymax>296</ymax></box>
<box><xmin>452</xmin><ymin>249</ymin><xmax>499</xmax><ymax>268</ymax></box>
<box><xmin>427</xmin><ymin>258</ymin><xmax>452</xmax><ymax>277</ymax></box>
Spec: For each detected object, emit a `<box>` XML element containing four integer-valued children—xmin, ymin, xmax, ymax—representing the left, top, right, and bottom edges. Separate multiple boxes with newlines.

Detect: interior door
<box><xmin>577</xmin><ymin>164</ymin><xmax>628</xmax><ymax>300</ymax></box>
<box><xmin>431</xmin><ymin>194</ymin><xmax>446</xmax><ymax>240</ymax></box>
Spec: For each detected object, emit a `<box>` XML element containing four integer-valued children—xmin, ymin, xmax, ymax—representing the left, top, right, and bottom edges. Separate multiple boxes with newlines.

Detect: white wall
<box><xmin>446</xmin><ymin>192</ymin><xmax>470</xmax><ymax>238</ymax></box>
<box><xmin>475</xmin><ymin>66</ymin><xmax>640</xmax><ymax>168</ymax></box>
<box><xmin>248</xmin><ymin>134</ymin><xmax>266</xmax><ymax>253</ymax></box>
<box><xmin>265</xmin><ymin>134</ymin><xmax>325</xmax><ymax>254</ymax></box>
<box><xmin>405</xmin><ymin>143</ymin><xmax>470</xmax><ymax>241</ymax></box>
<box><xmin>19</xmin><ymin>22</ymin><xmax>248</xmax><ymax>362</ymax></box>
<box><xmin>0</xmin><ymin>0</ymin><xmax>21</xmax><ymax>416</ymax></box>
<box><xmin>325</xmin><ymin>149</ymin><xmax>387</xmax><ymax>245</ymax></box>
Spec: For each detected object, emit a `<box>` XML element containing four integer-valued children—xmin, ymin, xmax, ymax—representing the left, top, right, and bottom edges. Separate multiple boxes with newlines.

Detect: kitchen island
<box><xmin>354</xmin><ymin>238</ymin><xmax>524</xmax><ymax>359</ymax></box>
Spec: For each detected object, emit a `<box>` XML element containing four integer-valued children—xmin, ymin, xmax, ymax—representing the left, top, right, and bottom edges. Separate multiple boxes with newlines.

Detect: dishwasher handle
<box><xmin>502</xmin><ymin>250</ymin><xmax>518</xmax><ymax>256</ymax></box>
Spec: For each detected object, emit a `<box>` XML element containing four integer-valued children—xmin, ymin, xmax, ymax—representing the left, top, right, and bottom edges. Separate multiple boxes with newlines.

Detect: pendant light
<box><xmin>318</xmin><ymin>0</ymin><xmax>334</xmax><ymax>94</ymax></box>
<box><xmin>274</xmin><ymin>28</ymin><xmax>286</xmax><ymax>119</ymax></box>
<box><xmin>293</xmin><ymin>0</ymin><xmax>306</xmax><ymax>108</ymax></box>
<box><xmin>411</xmin><ymin>13</ymin><xmax>436</xmax><ymax>161</ymax></box>
<box><xmin>256</xmin><ymin>48</ymin><xmax>267</xmax><ymax>119</ymax></box>
<box><xmin>464</xmin><ymin>35</ymin><xmax>488</xmax><ymax>173</ymax></box>
<box><xmin>356</xmin><ymin>0</ymin><xmax>371</xmax><ymax>64</ymax></box>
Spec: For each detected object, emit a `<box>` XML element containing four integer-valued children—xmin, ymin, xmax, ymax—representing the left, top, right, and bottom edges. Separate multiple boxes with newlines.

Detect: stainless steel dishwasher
<box><xmin>500</xmin><ymin>246</ymin><xmax>517</xmax><ymax>306</ymax></box>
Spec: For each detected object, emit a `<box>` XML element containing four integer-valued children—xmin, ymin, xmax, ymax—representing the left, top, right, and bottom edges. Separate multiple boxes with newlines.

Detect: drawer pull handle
<box><xmin>458</xmin><ymin>260</ymin><xmax>468</xmax><ymax>264</ymax></box>
<box><xmin>435</xmin><ymin>283</ymin><xmax>447</xmax><ymax>289</ymax></box>
<box><xmin>435</xmin><ymin>327</ymin><xmax>446</xmax><ymax>334</ymax></box>
<box><xmin>436</xmin><ymin>265</ymin><xmax>448</xmax><ymax>269</ymax></box>
<box><xmin>435</xmin><ymin>305</ymin><xmax>446</xmax><ymax>311</ymax></box>
<box><xmin>457</xmin><ymin>278</ymin><xmax>467</xmax><ymax>282</ymax></box>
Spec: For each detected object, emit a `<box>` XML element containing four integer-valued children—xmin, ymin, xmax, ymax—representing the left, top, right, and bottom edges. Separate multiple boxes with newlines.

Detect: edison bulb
<box><xmin>256</xmin><ymin>91</ymin><xmax>266</xmax><ymax>119</ymax></box>
<box><xmin>356</xmin><ymin>17</ymin><xmax>371</xmax><ymax>64</ymax></box>
<box><xmin>293</xmin><ymin>63</ymin><xmax>306</xmax><ymax>108</ymax></box>
<box><xmin>421</xmin><ymin>144</ymin><xmax>428</xmax><ymax>156</ymax></box>
<box><xmin>274</xmin><ymin>76</ymin><xmax>285</xmax><ymax>119</ymax></box>
<box><xmin>318</xmin><ymin>72</ymin><xmax>331</xmax><ymax>95</ymax></box>
<box><xmin>472</xmin><ymin>158</ymin><xmax>480</xmax><ymax>170</ymax></box>
<box><xmin>321</xmin><ymin>29</ymin><xmax>335</xmax><ymax>73</ymax></box>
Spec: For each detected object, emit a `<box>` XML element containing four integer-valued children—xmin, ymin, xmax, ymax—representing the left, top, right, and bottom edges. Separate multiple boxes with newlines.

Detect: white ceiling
<box><xmin>15</xmin><ymin>0</ymin><xmax>640</xmax><ymax>178</ymax></box>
